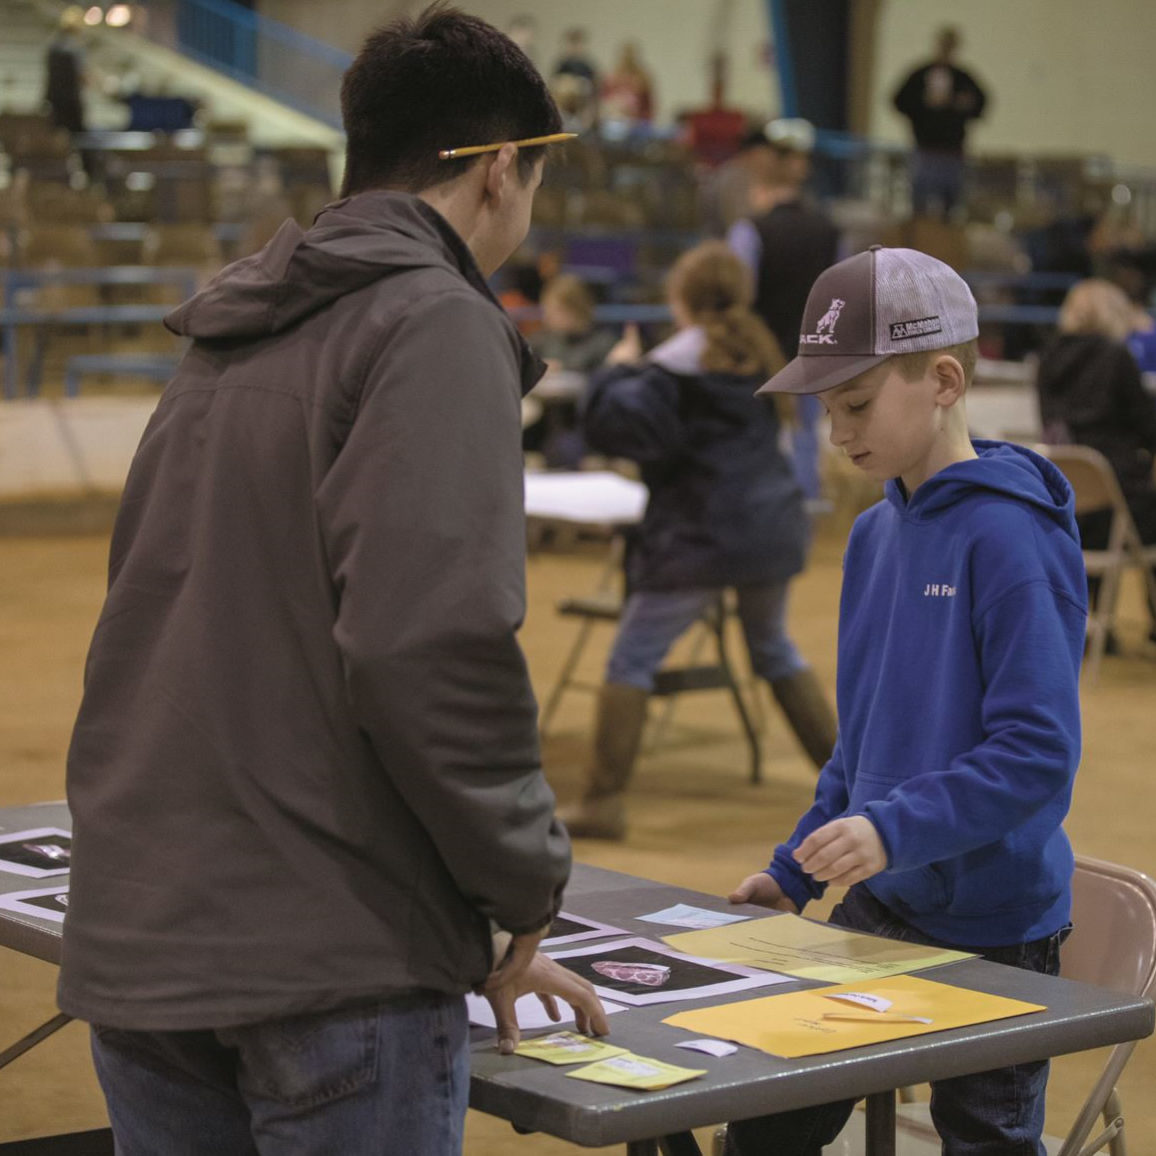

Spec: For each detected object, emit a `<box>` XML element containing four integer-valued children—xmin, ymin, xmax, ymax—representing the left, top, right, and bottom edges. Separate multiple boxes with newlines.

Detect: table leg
<box><xmin>0</xmin><ymin>1012</ymin><xmax>73</xmax><ymax>1071</ymax></box>
<box><xmin>864</xmin><ymin>1089</ymin><xmax>897</xmax><ymax>1156</ymax></box>
<box><xmin>659</xmin><ymin>1133</ymin><xmax>704</xmax><ymax>1155</ymax></box>
<box><xmin>626</xmin><ymin>1142</ymin><xmax>659</xmax><ymax>1156</ymax></box>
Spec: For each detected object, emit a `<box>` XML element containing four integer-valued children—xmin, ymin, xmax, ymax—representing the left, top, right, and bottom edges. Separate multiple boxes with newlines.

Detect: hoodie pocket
<box><xmin>876</xmin><ymin>862</ymin><xmax>950</xmax><ymax>916</ymax></box>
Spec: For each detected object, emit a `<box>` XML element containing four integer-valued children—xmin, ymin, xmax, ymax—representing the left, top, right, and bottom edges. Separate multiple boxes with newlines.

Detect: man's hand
<box><xmin>793</xmin><ymin>816</ymin><xmax>886</xmax><ymax>887</ymax></box>
<box><xmin>482</xmin><ymin>927</ymin><xmax>545</xmax><ymax>995</ymax></box>
<box><xmin>484</xmin><ymin>952</ymin><xmax>610</xmax><ymax>1055</ymax></box>
<box><xmin>728</xmin><ymin>871</ymin><xmax>799</xmax><ymax>913</ymax></box>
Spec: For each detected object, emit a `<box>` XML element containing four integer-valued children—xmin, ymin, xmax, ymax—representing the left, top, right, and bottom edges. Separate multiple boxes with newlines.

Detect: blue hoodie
<box><xmin>769</xmin><ymin>441</ymin><xmax>1087</xmax><ymax>946</ymax></box>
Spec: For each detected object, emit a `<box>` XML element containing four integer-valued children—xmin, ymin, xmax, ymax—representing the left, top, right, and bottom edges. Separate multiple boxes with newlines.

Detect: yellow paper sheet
<box><xmin>663</xmin><ymin>974</ymin><xmax>1045</xmax><ymax>1058</ymax></box>
<box><xmin>664</xmin><ymin>914</ymin><xmax>974</xmax><ymax>982</ymax></box>
<box><xmin>514</xmin><ymin>1031</ymin><xmax>627</xmax><ymax>1065</ymax></box>
<box><xmin>566</xmin><ymin>1051</ymin><xmax>706</xmax><ymax>1090</ymax></box>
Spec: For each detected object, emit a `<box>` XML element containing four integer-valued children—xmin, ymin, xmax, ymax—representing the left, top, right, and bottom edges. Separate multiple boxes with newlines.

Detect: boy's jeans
<box><xmin>90</xmin><ymin>990</ymin><xmax>469</xmax><ymax>1156</ymax></box>
<box><xmin>725</xmin><ymin>886</ymin><xmax>1070</xmax><ymax>1156</ymax></box>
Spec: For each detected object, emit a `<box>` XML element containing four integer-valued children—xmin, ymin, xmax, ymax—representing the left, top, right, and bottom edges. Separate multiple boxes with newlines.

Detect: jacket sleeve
<box><xmin>583</xmin><ymin>364</ymin><xmax>686</xmax><ymax>465</ymax></box>
<box><xmin>861</xmin><ymin>560</ymin><xmax>1085</xmax><ymax>874</ymax></box>
<box><xmin>893</xmin><ymin>67</ymin><xmax>922</xmax><ymax>118</ymax></box>
<box><xmin>315</xmin><ymin>289</ymin><xmax>569</xmax><ymax>935</ymax></box>
<box><xmin>767</xmin><ymin>737</ymin><xmax>849</xmax><ymax>912</ymax></box>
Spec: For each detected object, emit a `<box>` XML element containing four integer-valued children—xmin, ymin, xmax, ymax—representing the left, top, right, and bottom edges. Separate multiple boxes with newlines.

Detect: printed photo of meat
<box><xmin>592</xmin><ymin>960</ymin><xmax>671</xmax><ymax>987</ymax></box>
<box><xmin>557</xmin><ymin>942</ymin><xmax>742</xmax><ymax>999</ymax></box>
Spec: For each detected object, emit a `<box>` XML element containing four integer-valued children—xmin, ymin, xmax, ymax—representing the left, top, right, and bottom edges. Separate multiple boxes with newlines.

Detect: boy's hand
<box><xmin>484</xmin><ymin>952</ymin><xmax>609</xmax><ymax>1055</ymax></box>
<box><xmin>794</xmin><ymin>816</ymin><xmax>886</xmax><ymax>886</ymax></box>
<box><xmin>728</xmin><ymin>872</ymin><xmax>799</xmax><ymax>913</ymax></box>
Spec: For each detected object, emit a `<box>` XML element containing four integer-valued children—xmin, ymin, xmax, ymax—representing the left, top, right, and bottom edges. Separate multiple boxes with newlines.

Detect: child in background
<box><xmin>560</xmin><ymin>241</ymin><xmax>836</xmax><ymax>841</ymax></box>
<box><xmin>532</xmin><ymin>273</ymin><xmax>618</xmax><ymax>373</ymax></box>
<box><xmin>527</xmin><ymin>274</ymin><xmax>618</xmax><ymax>466</ymax></box>
<box><xmin>726</xmin><ymin>247</ymin><xmax>1086</xmax><ymax>1154</ymax></box>
<box><xmin>1035</xmin><ymin>278</ymin><xmax>1156</xmax><ymax>641</ymax></box>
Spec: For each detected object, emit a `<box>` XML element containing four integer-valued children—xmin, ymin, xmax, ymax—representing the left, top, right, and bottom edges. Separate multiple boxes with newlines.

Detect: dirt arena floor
<box><xmin>2</xmin><ymin>521</ymin><xmax>1154</xmax><ymax>1151</ymax></box>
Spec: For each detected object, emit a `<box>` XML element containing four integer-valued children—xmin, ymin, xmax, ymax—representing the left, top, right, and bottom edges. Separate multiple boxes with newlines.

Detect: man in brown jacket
<box><xmin>59</xmin><ymin>7</ymin><xmax>603</xmax><ymax>1153</ymax></box>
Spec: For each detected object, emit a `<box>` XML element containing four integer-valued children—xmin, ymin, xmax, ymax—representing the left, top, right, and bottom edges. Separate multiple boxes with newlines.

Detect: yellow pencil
<box><xmin>438</xmin><ymin>132</ymin><xmax>577</xmax><ymax>160</ymax></box>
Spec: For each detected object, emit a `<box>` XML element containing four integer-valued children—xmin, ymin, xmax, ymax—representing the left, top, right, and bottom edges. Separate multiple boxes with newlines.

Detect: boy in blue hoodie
<box><xmin>725</xmin><ymin>247</ymin><xmax>1087</xmax><ymax>1156</ymax></box>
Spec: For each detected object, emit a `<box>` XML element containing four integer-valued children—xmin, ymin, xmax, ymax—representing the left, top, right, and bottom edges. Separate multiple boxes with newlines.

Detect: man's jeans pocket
<box><xmin>221</xmin><ymin>1003</ymin><xmax>379</xmax><ymax>1109</ymax></box>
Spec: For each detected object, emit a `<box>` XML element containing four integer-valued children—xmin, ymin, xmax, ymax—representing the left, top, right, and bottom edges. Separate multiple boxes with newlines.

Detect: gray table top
<box><xmin>2</xmin><ymin>802</ymin><xmax>1152</xmax><ymax>1148</ymax></box>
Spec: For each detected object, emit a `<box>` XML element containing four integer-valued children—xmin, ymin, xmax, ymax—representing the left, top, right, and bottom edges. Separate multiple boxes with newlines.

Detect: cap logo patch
<box><xmin>800</xmin><ymin>297</ymin><xmax>845</xmax><ymax>346</ymax></box>
<box><xmin>890</xmin><ymin>315</ymin><xmax>942</xmax><ymax>341</ymax></box>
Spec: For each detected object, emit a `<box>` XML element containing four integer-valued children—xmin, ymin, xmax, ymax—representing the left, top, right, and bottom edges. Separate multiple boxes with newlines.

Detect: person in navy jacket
<box><xmin>560</xmin><ymin>242</ymin><xmax>837</xmax><ymax>841</ymax></box>
<box><xmin>727</xmin><ymin>247</ymin><xmax>1086</xmax><ymax>1156</ymax></box>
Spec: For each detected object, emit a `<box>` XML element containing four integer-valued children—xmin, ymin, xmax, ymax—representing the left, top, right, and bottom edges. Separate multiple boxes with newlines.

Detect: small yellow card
<box><xmin>566</xmin><ymin>1051</ymin><xmax>707</xmax><ymax>1091</ymax></box>
<box><xmin>513</xmin><ymin>1031</ymin><xmax>628</xmax><ymax>1065</ymax></box>
<box><xmin>664</xmin><ymin>974</ymin><xmax>1045</xmax><ymax>1058</ymax></box>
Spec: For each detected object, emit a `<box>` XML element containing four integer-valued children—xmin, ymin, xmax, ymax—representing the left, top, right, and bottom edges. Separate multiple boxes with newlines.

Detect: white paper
<box><xmin>547</xmin><ymin>936</ymin><xmax>790</xmax><ymax>1007</ymax></box>
<box><xmin>0</xmin><ymin>884</ymin><xmax>70</xmax><ymax>923</ymax></box>
<box><xmin>676</xmin><ymin>1038</ymin><xmax>738</xmax><ymax>1057</ymax></box>
<box><xmin>466</xmin><ymin>992</ymin><xmax>627</xmax><ymax>1030</ymax></box>
<box><xmin>637</xmin><ymin>903</ymin><xmax>751</xmax><ymax>930</ymax></box>
<box><xmin>542</xmin><ymin>912</ymin><xmax>627</xmax><ymax>947</ymax></box>
<box><xmin>524</xmin><ymin>471</ymin><xmax>646</xmax><ymax>526</ymax></box>
<box><xmin>0</xmin><ymin>828</ymin><xmax>72</xmax><ymax>877</ymax></box>
<box><xmin>825</xmin><ymin>992</ymin><xmax>893</xmax><ymax>1013</ymax></box>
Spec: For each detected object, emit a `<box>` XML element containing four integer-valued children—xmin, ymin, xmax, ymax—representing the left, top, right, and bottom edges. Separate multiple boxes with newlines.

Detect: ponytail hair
<box><xmin>665</xmin><ymin>241</ymin><xmax>786</xmax><ymax>379</ymax></box>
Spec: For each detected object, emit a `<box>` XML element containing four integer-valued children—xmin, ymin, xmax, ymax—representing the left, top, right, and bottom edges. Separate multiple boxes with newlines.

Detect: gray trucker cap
<box><xmin>757</xmin><ymin>246</ymin><xmax>979</xmax><ymax>396</ymax></box>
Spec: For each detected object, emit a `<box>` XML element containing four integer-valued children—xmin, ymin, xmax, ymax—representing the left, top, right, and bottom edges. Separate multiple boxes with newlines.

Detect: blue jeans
<box><xmin>90</xmin><ymin>991</ymin><xmax>469</xmax><ymax>1155</ymax></box>
<box><xmin>605</xmin><ymin>583</ymin><xmax>806</xmax><ymax>690</ymax></box>
<box><xmin>725</xmin><ymin>886</ymin><xmax>1070</xmax><ymax>1156</ymax></box>
<box><xmin>911</xmin><ymin>151</ymin><xmax>967</xmax><ymax>217</ymax></box>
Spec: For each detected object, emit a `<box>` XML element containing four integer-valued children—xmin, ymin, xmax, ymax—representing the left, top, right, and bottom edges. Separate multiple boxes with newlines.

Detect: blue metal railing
<box><xmin>136</xmin><ymin>0</ymin><xmax>351</xmax><ymax>128</ymax></box>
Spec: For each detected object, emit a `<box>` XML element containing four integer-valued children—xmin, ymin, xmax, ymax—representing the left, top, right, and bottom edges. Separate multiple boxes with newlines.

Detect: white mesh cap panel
<box><xmin>873</xmin><ymin>248</ymin><xmax>979</xmax><ymax>355</ymax></box>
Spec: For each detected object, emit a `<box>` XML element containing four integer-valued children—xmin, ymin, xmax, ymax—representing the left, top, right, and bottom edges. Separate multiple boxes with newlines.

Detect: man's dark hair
<box><xmin>340</xmin><ymin>3</ymin><xmax>561</xmax><ymax>196</ymax></box>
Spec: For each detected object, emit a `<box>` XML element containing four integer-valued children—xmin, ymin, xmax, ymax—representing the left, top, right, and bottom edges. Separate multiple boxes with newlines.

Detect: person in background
<box><xmin>728</xmin><ymin>246</ymin><xmax>1084</xmax><ymax>1155</ymax></box>
<box><xmin>534</xmin><ymin>273</ymin><xmax>618</xmax><ymax>372</ymax></box>
<box><xmin>601</xmin><ymin>42</ymin><xmax>655</xmax><ymax>130</ymax></box>
<box><xmin>526</xmin><ymin>273</ymin><xmax>618</xmax><ymax>466</ymax></box>
<box><xmin>1036</xmin><ymin>278</ymin><xmax>1156</xmax><ymax>640</ymax></box>
<box><xmin>43</xmin><ymin>6</ymin><xmax>87</xmax><ymax>136</ymax></box>
<box><xmin>58</xmin><ymin>9</ymin><xmax>605</xmax><ymax>1155</ymax></box>
<box><xmin>551</xmin><ymin>26</ymin><xmax>599</xmax><ymax>132</ymax></box>
<box><xmin>727</xmin><ymin>118</ymin><xmax>839</xmax><ymax>500</ymax></box>
<box><xmin>893</xmin><ymin>26</ymin><xmax>988</xmax><ymax>219</ymax></box>
<box><xmin>561</xmin><ymin>242</ymin><xmax>837</xmax><ymax>841</ymax></box>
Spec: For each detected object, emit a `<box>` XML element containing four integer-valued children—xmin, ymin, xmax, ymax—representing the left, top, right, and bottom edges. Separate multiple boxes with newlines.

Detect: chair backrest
<box><xmin>1062</xmin><ymin>855</ymin><xmax>1156</xmax><ymax>1001</ymax></box>
<box><xmin>1035</xmin><ymin>443</ymin><xmax>1126</xmax><ymax>520</ymax></box>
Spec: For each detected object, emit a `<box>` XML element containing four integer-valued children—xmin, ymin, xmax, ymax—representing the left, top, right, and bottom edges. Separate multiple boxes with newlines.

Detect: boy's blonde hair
<box><xmin>541</xmin><ymin>274</ymin><xmax>595</xmax><ymax>329</ymax></box>
<box><xmin>1057</xmin><ymin>278</ymin><xmax>1137</xmax><ymax>341</ymax></box>
<box><xmin>892</xmin><ymin>339</ymin><xmax>979</xmax><ymax>389</ymax></box>
<box><xmin>665</xmin><ymin>241</ymin><xmax>785</xmax><ymax>378</ymax></box>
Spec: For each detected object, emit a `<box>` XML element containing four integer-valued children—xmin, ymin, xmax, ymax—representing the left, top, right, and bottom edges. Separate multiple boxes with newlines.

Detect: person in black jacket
<box><xmin>893</xmin><ymin>27</ymin><xmax>987</xmax><ymax>218</ymax></box>
<box><xmin>727</xmin><ymin>118</ymin><xmax>839</xmax><ymax>500</ymax></box>
<box><xmin>559</xmin><ymin>242</ymin><xmax>837</xmax><ymax>840</ymax></box>
<box><xmin>1036</xmin><ymin>278</ymin><xmax>1156</xmax><ymax>637</ymax></box>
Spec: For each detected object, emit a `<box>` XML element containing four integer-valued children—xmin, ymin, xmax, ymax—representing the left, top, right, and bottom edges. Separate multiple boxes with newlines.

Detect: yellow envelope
<box><xmin>514</xmin><ymin>1031</ymin><xmax>627</xmax><ymax>1065</ymax></box>
<box><xmin>664</xmin><ymin>974</ymin><xmax>1045</xmax><ymax>1058</ymax></box>
<box><xmin>566</xmin><ymin>1051</ymin><xmax>707</xmax><ymax>1090</ymax></box>
<box><xmin>664</xmin><ymin>914</ymin><xmax>974</xmax><ymax>982</ymax></box>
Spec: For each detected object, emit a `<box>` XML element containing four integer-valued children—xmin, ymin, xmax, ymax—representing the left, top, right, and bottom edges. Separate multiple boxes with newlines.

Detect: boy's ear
<box><xmin>482</xmin><ymin>143</ymin><xmax>519</xmax><ymax>205</ymax></box>
<box><xmin>932</xmin><ymin>353</ymin><xmax>966</xmax><ymax>406</ymax></box>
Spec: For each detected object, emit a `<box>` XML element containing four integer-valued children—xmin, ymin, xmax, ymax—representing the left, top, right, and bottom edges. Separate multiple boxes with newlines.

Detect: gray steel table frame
<box><xmin>1</xmin><ymin>803</ymin><xmax>1152</xmax><ymax>1155</ymax></box>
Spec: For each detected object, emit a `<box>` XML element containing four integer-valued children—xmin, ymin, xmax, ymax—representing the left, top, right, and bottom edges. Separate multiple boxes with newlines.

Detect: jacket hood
<box><xmin>647</xmin><ymin>326</ymin><xmax>707</xmax><ymax>374</ymax></box>
<box><xmin>886</xmin><ymin>439</ymin><xmax>1077</xmax><ymax>538</ymax></box>
<box><xmin>165</xmin><ymin>190</ymin><xmax>545</xmax><ymax>391</ymax></box>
